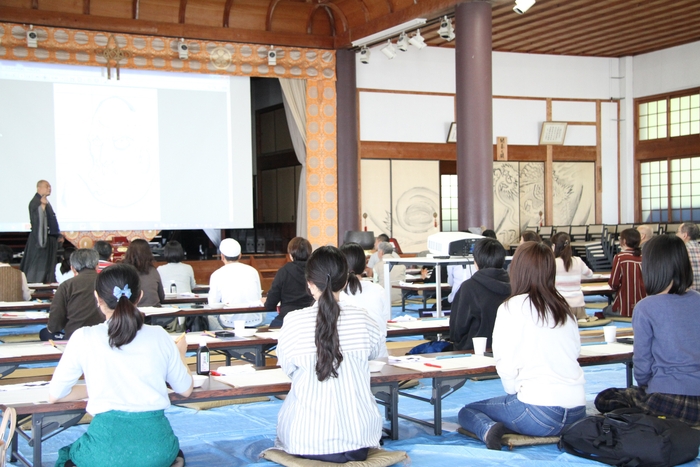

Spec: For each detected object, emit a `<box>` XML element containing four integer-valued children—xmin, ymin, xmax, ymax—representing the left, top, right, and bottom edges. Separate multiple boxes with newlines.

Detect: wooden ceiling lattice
<box><xmin>0</xmin><ymin>0</ymin><xmax>698</xmax><ymax>56</ymax></box>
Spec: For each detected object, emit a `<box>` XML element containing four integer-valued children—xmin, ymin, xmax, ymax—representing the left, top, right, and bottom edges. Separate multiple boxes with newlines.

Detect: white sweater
<box><xmin>555</xmin><ymin>257</ymin><xmax>593</xmax><ymax>308</ymax></box>
<box><xmin>492</xmin><ymin>294</ymin><xmax>585</xmax><ymax>408</ymax></box>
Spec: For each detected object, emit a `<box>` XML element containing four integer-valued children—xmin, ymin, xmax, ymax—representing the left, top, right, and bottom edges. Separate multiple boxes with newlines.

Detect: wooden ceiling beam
<box><xmin>307</xmin><ymin>3</ymin><xmax>348</xmax><ymax>34</ymax></box>
<box><xmin>133</xmin><ymin>0</ymin><xmax>139</xmax><ymax>20</ymax></box>
<box><xmin>178</xmin><ymin>0</ymin><xmax>187</xmax><ymax>24</ymax></box>
<box><xmin>334</xmin><ymin>0</ymin><xmax>458</xmax><ymax>48</ymax></box>
<box><xmin>223</xmin><ymin>0</ymin><xmax>234</xmax><ymax>27</ymax></box>
<box><xmin>529</xmin><ymin>7</ymin><xmax>700</xmax><ymax>55</ymax></box>
<box><xmin>0</xmin><ymin>6</ymin><xmax>335</xmax><ymax>48</ymax></box>
<box><xmin>83</xmin><ymin>0</ymin><xmax>90</xmax><ymax>15</ymax></box>
<box><xmin>493</xmin><ymin>0</ymin><xmax>682</xmax><ymax>50</ymax></box>
<box><xmin>580</xmin><ymin>25</ymin><xmax>700</xmax><ymax>57</ymax></box>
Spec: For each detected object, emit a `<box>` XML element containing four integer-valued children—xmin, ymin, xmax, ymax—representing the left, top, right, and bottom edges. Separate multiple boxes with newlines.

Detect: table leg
<box><xmin>32</xmin><ymin>413</ymin><xmax>44</xmax><ymax>467</ymax></box>
<box><xmin>389</xmin><ymin>383</ymin><xmax>399</xmax><ymax>440</ymax></box>
<box><xmin>432</xmin><ymin>379</ymin><xmax>442</xmax><ymax>436</ymax></box>
<box><xmin>626</xmin><ymin>361</ymin><xmax>633</xmax><ymax>387</ymax></box>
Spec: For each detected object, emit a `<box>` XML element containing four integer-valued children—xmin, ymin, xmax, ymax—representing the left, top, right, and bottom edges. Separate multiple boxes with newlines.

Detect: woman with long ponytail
<box><xmin>552</xmin><ymin>232</ymin><xmax>593</xmax><ymax>320</ymax></box>
<box><xmin>275</xmin><ymin>246</ymin><xmax>383</xmax><ymax>462</ymax></box>
<box><xmin>49</xmin><ymin>263</ymin><xmax>193</xmax><ymax>467</ymax></box>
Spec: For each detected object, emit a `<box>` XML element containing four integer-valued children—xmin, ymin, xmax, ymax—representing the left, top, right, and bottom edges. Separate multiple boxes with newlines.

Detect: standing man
<box><xmin>677</xmin><ymin>222</ymin><xmax>700</xmax><ymax>292</ymax></box>
<box><xmin>21</xmin><ymin>180</ymin><xmax>61</xmax><ymax>283</ymax></box>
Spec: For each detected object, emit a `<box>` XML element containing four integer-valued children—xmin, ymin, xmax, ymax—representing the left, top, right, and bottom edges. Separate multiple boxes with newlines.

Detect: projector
<box><xmin>427</xmin><ymin>232</ymin><xmax>484</xmax><ymax>257</ymax></box>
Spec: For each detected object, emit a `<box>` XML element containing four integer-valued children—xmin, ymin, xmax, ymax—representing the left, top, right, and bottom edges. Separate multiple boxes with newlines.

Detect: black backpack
<box><xmin>559</xmin><ymin>409</ymin><xmax>700</xmax><ymax>467</ymax></box>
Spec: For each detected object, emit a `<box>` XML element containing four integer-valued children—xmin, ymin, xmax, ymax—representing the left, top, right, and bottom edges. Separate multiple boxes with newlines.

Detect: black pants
<box><xmin>39</xmin><ymin>327</ymin><xmax>64</xmax><ymax>341</ymax></box>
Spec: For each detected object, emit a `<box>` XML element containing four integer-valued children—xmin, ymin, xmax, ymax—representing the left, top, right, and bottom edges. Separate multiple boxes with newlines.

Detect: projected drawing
<box><xmin>493</xmin><ymin>162</ymin><xmax>520</xmax><ymax>246</ymax></box>
<box><xmin>553</xmin><ymin>162</ymin><xmax>595</xmax><ymax>226</ymax></box>
<box><xmin>54</xmin><ymin>84</ymin><xmax>159</xmax><ymax>225</ymax></box>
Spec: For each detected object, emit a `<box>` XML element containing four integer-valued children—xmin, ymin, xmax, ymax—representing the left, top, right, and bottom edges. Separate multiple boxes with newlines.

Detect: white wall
<box><xmin>357</xmin><ymin>46</ymin><xmax>621</xmax><ymax>223</ymax></box>
<box><xmin>633</xmin><ymin>40</ymin><xmax>700</xmax><ymax>98</ymax></box>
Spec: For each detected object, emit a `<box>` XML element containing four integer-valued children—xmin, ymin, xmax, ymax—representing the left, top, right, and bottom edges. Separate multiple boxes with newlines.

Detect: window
<box><xmin>669</xmin><ymin>94</ymin><xmax>700</xmax><ymax>137</ymax></box>
<box><xmin>441</xmin><ymin>174</ymin><xmax>458</xmax><ymax>231</ymax></box>
<box><xmin>638</xmin><ymin>99</ymin><xmax>667</xmax><ymax>141</ymax></box>
<box><xmin>640</xmin><ymin>156</ymin><xmax>700</xmax><ymax>223</ymax></box>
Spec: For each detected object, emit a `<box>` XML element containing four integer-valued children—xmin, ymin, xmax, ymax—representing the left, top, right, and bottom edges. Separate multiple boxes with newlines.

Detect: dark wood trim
<box><xmin>31</xmin><ymin>0</ymin><xmax>38</xmax><ymax>9</ymax></box>
<box><xmin>223</xmin><ymin>0</ymin><xmax>234</xmax><ymax>27</ymax></box>
<box><xmin>257</xmin><ymin>152</ymin><xmax>300</xmax><ymax>171</ymax></box>
<box><xmin>635</xmin><ymin>135</ymin><xmax>700</xmax><ymax>161</ymax></box>
<box><xmin>178</xmin><ymin>0</ymin><xmax>188</xmax><ymax>24</ymax></box>
<box><xmin>132</xmin><ymin>0</ymin><xmax>139</xmax><ymax>20</ymax></box>
<box><xmin>0</xmin><ymin>6</ymin><xmax>335</xmax><ymax>49</ymax></box>
<box><xmin>83</xmin><ymin>0</ymin><xmax>90</xmax><ymax>15</ymax></box>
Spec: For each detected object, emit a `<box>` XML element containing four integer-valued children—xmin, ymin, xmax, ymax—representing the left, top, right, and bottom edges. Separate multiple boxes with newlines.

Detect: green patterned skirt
<box><xmin>55</xmin><ymin>410</ymin><xmax>180</xmax><ymax>467</ymax></box>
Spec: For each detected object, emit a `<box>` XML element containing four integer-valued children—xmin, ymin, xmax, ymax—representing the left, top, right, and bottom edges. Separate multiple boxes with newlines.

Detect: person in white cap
<box><xmin>207</xmin><ymin>239</ymin><xmax>263</xmax><ymax>329</ymax></box>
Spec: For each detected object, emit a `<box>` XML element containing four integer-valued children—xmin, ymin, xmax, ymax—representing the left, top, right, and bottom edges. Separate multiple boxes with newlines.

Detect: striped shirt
<box><xmin>555</xmin><ymin>257</ymin><xmax>593</xmax><ymax>308</ymax></box>
<box><xmin>608</xmin><ymin>250</ymin><xmax>646</xmax><ymax>317</ymax></box>
<box><xmin>685</xmin><ymin>241</ymin><xmax>700</xmax><ymax>292</ymax></box>
<box><xmin>275</xmin><ymin>300</ymin><xmax>383</xmax><ymax>456</ymax></box>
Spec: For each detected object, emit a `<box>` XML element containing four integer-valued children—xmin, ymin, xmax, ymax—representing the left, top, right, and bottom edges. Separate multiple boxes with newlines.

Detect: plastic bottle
<box><xmin>170</xmin><ymin>281</ymin><xmax>177</xmax><ymax>294</ymax></box>
<box><xmin>196</xmin><ymin>340</ymin><xmax>210</xmax><ymax>375</ymax></box>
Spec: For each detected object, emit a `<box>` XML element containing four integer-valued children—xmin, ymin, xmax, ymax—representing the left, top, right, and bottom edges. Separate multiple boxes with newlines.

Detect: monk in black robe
<box><xmin>20</xmin><ymin>180</ymin><xmax>61</xmax><ymax>283</ymax></box>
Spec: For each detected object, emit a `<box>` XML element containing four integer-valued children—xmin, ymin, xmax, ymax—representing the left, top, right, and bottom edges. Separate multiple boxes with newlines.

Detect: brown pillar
<box><xmin>456</xmin><ymin>1</ymin><xmax>493</xmax><ymax>231</ymax></box>
<box><xmin>336</xmin><ymin>49</ymin><xmax>359</xmax><ymax>244</ymax></box>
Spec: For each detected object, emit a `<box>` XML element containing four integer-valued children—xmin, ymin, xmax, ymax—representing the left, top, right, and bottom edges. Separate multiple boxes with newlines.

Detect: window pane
<box><xmin>692</xmin><ymin>121</ymin><xmax>700</xmax><ymax>134</ymax></box>
<box><xmin>681</xmin><ymin>158</ymin><xmax>691</xmax><ymax>170</ymax></box>
<box><xmin>672</xmin><ymin>196</ymin><xmax>681</xmax><ymax>208</ymax></box>
<box><xmin>691</xmin><ymin>94</ymin><xmax>699</xmax><ymax>107</ymax></box>
<box><xmin>672</xmin><ymin>209</ymin><xmax>681</xmax><ymax>221</ymax></box>
<box><xmin>681</xmin><ymin>96</ymin><xmax>690</xmax><ymax>109</ymax></box>
<box><xmin>641</xmin><ymin>186</ymin><xmax>650</xmax><ymax>198</ymax></box>
<box><xmin>670</xmin><ymin>98</ymin><xmax>680</xmax><ymax>111</ymax></box>
<box><xmin>670</xmin><ymin>123</ymin><xmax>680</xmax><ymax>137</ymax></box>
<box><xmin>671</xmin><ymin>159</ymin><xmax>680</xmax><ymax>171</ymax></box>
<box><xmin>642</xmin><ymin>199</ymin><xmax>650</xmax><ymax>210</ymax></box>
<box><xmin>649</xmin><ymin>127</ymin><xmax>657</xmax><ymax>139</ymax></box>
<box><xmin>649</xmin><ymin>101</ymin><xmax>657</xmax><ymax>113</ymax></box>
<box><xmin>680</xmin><ymin>122</ymin><xmax>690</xmax><ymax>135</ymax></box>
<box><xmin>681</xmin><ymin>184</ymin><xmax>691</xmax><ymax>196</ymax></box>
<box><xmin>639</xmin><ymin>103</ymin><xmax>648</xmax><ymax>115</ymax></box>
<box><xmin>658</xmin><ymin>126</ymin><xmax>667</xmax><ymax>138</ymax></box>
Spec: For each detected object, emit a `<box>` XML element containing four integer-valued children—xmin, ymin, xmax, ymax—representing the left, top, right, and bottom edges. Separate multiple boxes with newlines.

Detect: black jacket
<box><xmin>449</xmin><ymin>268</ymin><xmax>511</xmax><ymax>351</ymax></box>
<box><xmin>264</xmin><ymin>261</ymin><xmax>314</xmax><ymax>323</ymax></box>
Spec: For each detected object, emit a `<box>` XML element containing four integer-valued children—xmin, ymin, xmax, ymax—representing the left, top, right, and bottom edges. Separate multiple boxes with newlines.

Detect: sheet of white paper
<box><xmin>0</xmin><ymin>384</ymin><xmax>51</xmax><ymax>405</ymax></box>
<box><xmin>214</xmin><ymin>368</ymin><xmax>290</xmax><ymax>388</ymax></box>
<box><xmin>0</xmin><ymin>343</ymin><xmax>63</xmax><ymax>358</ymax></box>
<box><xmin>0</xmin><ymin>302</ymin><xmax>39</xmax><ymax>308</ymax></box>
<box><xmin>579</xmin><ymin>343</ymin><xmax>633</xmax><ymax>356</ymax></box>
<box><xmin>254</xmin><ymin>331</ymin><xmax>281</xmax><ymax>340</ymax></box>
<box><xmin>390</xmin><ymin>355</ymin><xmax>495</xmax><ymax>372</ymax></box>
<box><xmin>0</xmin><ymin>311</ymin><xmax>49</xmax><ymax>319</ymax></box>
<box><xmin>387</xmin><ymin>318</ymin><xmax>449</xmax><ymax>330</ymax></box>
<box><xmin>139</xmin><ymin>306</ymin><xmax>180</xmax><ymax>316</ymax></box>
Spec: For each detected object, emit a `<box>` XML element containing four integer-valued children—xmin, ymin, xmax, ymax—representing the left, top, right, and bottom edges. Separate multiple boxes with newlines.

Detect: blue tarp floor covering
<box><xmin>6</xmin><ymin>300</ymin><xmax>700</xmax><ymax>467</ymax></box>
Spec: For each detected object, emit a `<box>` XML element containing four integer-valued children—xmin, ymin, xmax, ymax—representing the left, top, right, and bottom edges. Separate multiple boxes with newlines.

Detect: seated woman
<box><xmin>595</xmin><ymin>235</ymin><xmax>700</xmax><ymax>425</ymax></box>
<box><xmin>48</xmin><ymin>263</ymin><xmax>193</xmax><ymax>467</ymax></box>
<box><xmin>275</xmin><ymin>246</ymin><xmax>382</xmax><ymax>462</ymax></box>
<box><xmin>157</xmin><ymin>240</ymin><xmax>196</xmax><ymax>294</ymax></box>
<box><xmin>458</xmin><ymin>241</ymin><xmax>586</xmax><ymax>450</ymax></box>
<box><xmin>55</xmin><ymin>247</ymin><xmax>75</xmax><ymax>284</ymax></box>
<box><xmin>340</xmin><ymin>242</ymin><xmax>388</xmax><ymax>358</ymax></box>
<box><xmin>0</xmin><ymin>244</ymin><xmax>32</xmax><ymax>301</ymax></box>
<box><xmin>604</xmin><ymin>228</ymin><xmax>646</xmax><ymax>317</ymax></box>
<box><xmin>265</xmin><ymin>237</ymin><xmax>315</xmax><ymax>328</ymax></box>
<box><xmin>123</xmin><ymin>239</ymin><xmax>164</xmax><ymax>307</ymax></box>
<box><xmin>552</xmin><ymin>232</ymin><xmax>593</xmax><ymax>320</ymax></box>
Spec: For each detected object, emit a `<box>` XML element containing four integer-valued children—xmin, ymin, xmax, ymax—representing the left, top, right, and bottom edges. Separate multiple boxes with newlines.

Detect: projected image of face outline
<box><xmin>85</xmin><ymin>96</ymin><xmax>154</xmax><ymax>208</ymax></box>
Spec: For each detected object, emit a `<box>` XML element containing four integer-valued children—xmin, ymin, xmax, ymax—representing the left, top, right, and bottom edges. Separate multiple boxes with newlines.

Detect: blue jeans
<box><xmin>458</xmin><ymin>394</ymin><xmax>585</xmax><ymax>442</ymax></box>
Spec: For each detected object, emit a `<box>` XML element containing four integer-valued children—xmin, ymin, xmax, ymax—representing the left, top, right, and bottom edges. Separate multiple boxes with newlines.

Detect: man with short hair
<box><xmin>208</xmin><ymin>238</ymin><xmax>263</xmax><ymax>329</ymax></box>
<box><xmin>21</xmin><ymin>180</ymin><xmax>61</xmax><ymax>283</ymax></box>
<box><xmin>94</xmin><ymin>240</ymin><xmax>114</xmax><ymax>272</ymax></box>
<box><xmin>373</xmin><ymin>241</ymin><xmax>406</xmax><ymax>304</ymax></box>
<box><xmin>42</xmin><ymin>248</ymin><xmax>104</xmax><ymax>341</ymax></box>
<box><xmin>365</xmin><ymin>233</ymin><xmax>390</xmax><ymax>277</ymax></box>
<box><xmin>677</xmin><ymin>222</ymin><xmax>700</xmax><ymax>292</ymax></box>
<box><xmin>449</xmin><ymin>238</ymin><xmax>511</xmax><ymax>351</ymax></box>
<box><xmin>0</xmin><ymin>245</ymin><xmax>32</xmax><ymax>301</ymax></box>
<box><xmin>636</xmin><ymin>224</ymin><xmax>654</xmax><ymax>247</ymax></box>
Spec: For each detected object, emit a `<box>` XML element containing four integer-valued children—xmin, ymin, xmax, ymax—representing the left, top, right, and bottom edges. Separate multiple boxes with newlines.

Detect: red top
<box><xmin>608</xmin><ymin>250</ymin><xmax>646</xmax><ymax>317</ymax></box>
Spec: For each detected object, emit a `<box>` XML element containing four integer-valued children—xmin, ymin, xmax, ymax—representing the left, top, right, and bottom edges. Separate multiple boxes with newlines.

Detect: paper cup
<box><xmin>603</xmin><ymin>325</ymin><xmax>617</xmax><ymax>343</ymax></box>
<box><xmin>234</xmin><ymin>320</ymin><xmax>246</xmax><ymax>335</ymax></box>
<box><xmin>472</xmin><ymin>337</ymin><xmax>487</xmax><ymax>356</ymax></box>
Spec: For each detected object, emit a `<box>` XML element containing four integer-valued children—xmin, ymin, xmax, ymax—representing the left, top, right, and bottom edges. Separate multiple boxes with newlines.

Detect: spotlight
<box><xmin>359</xmin><ymin>45</ymin><xmax>370</xmax><ymax>64</ymax></box>
<box><xmin>396</xmin><ymin>32</ymin><xmax>409</xmax><ymax>52</ymax></box>
<box><xmin>267</xmin><ymin>46</ymin><xmax>277</xmax><ymax>66</ymax></box>
<box><xmin>380</xmin><ymin>40</ymin><xmax>396</xmax><ymax>59</ymax></box>
<box><xmin>513</xmin><ymin>0</ymin><xmax>535</xmax><ymax>14</ymax></box>
<box><xmin>408</xmin><ymin>29</ymin><xmax>426</xmax><ymax>50</ymax></box>
<box><xmin>177</xmin><ymin>39</ymin><xmax>188</xmax><ymax>60</ymax></box>
<box><xmin>26</xmin><ymin>26</ymin><xmax>37</xmax><ymax>48</ymax></box>
<box><xmin>438</xmin><ymin>16</ymin><xmax>455</xmax><ymax>41</ymax></box>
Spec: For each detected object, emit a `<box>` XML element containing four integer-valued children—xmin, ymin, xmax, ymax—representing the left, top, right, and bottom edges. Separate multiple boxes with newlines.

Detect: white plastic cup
<box><xmin>603</xmin><ymin>325</ymin><xmax>617</xmax><ymax>343</ymax></box>
<box><xmin>233</xmin><ymin>320</ymin><xmax>246</xmax><ymax>335</ymax></box>
<box><xmin>177</xmin><ymin>316</ymin><xmax>185</xmax><ymax>326</ymax></box>
<box><xmin>472</xmin><ymin>337</ymin><xmax>487</xmax><ymax>356</ymax></box>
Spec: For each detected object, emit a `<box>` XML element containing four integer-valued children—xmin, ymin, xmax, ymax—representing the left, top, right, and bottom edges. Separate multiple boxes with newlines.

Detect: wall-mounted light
<box><xmin>513</xmin><ymin>0</ymin><xmax>536</xmax><ymax>14</ymax></box>
<box><xmin>380</xmin><ymin>40</ymin><xmax>397</xmax><ymax>59</ymax></box>
<box><xmin>408</xmin><ymin>29</ymin><xmax>426</xmax><ymax>50</ymax></box>
<box><xmin>359</xmin><ymin>45</ymin><xmax>370</xmax><ymax>64</ymax></box>
<box><xmin>438</xmin><ymin>16</ymin><xmax>455</xmax><ymax>41</ymax></box>
<box><xmin>26</xmin><ymin>26</ymin><xmax>37</xmax><ymax>48</ymax></box>
<box><xmin>267</xmin><ymin>46</ymin><xmax>277</xmax><ymax>66</ymax></box>
<box><xmin>178</xmin><ymin>39</ymin><xmax>188</xmax><ymax>60</ymax></box>
<box><xmin>396</xmin><ymin>32</ymin><xmax>409</xmax><ymax>52</ymax></box>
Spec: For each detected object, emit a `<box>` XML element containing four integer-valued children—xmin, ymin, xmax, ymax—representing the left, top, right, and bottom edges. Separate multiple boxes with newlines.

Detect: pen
<box><xmin>203</xmin><ymin>331</ymin><xmax>217</xmax><ymax>338</ymax></box>
<box><xmin>210</xmin><ymin>370</ymin><xmax>222</xmax><ymax>376</ymax></box>
<box><xmin>435</xmin><ymin>354</ymin><xmax>471</xmax><ymax>360</ymax></box>
<box><xmin>424</xmin><ymin>362</ymin><xmax>442</xmax><ymax>368</ymax></box>
<box><xmin>48</xmin><ymin>339</ymin><xmax>62</xmax><ymax>352</ymax></box>
<box><xmin>175</xmin><ymin>332</ymin><xmax>187</xmax><ymax>343</ymax></box>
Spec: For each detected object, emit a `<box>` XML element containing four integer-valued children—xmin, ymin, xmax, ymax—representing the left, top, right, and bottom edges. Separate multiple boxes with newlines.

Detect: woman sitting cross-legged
<box><xmin>458</xmin><ymin>241</ymin><xmax>586</xmax><ymax>450</ymax></box>
<box><xmin>275</xmin><ymin>246</ymin><xmax>383</xmax><ymax>462</ymax></box>
<box><xmin>595</xmin><ymin>234</ymin><xmax>700</xmax><ymax>425</ymax></box>
<box><xmin>48</xmin><ymin>263</ymin><xmax>193</xmax><ymax>467</ymax></box>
